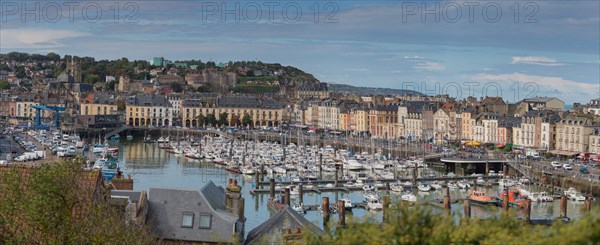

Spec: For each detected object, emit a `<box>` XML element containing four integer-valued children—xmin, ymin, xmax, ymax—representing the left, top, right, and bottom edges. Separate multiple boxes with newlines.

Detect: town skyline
<box><xmin>1</xmin><ymin>1</ymin><xmax>598</xmax><ymax>104</ymax></box>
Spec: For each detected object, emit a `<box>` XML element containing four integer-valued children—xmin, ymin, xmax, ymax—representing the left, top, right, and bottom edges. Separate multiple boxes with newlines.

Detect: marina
<box><xmin>5</xmin><ymin>128</ymin><xmax>598</xmax><ymax>237</ymax></box>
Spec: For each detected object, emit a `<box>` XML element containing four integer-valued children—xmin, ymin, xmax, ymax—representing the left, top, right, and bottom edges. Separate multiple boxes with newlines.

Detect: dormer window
<box><xmin>181</xmin><ymin>212</ymin><xmax>194</xmax><ymax>228</ymax></box>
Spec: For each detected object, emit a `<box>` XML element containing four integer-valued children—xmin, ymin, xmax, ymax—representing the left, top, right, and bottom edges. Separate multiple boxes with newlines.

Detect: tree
<box><xmin>206</xmin><ymin>113</ymin><xmax>217</xmax><ymax>126</ymax></box>
<box><xmin>242</xmin><ymin>113</ymin><xmax>253</xmax><ymax>127</ymax></box>
<box><xmin>0</xmin><ymin>79</ymin><xmax>10</xmax><ymax>90</ymax></box>
<box><xmin>0</xmin><ymin>158</ymin><xmax>156</xmax><ymax>243</ymax></box>
<box><xmin>15</xmin><ymin>66</ymin><xmax>27</xmax><ymax>78</ymax></box>
<box><xmin>217</xmin><ymin>112</ymin><xmax>229</xmax><ymax>126</ymax></box>
<box><xmin>170</xmin><ymin>82</ymin><xmax>182</xmax><ymax>93</ymax></box>
<box><xmin>304</xmin><ymin>202</ymin><xmax>600</xmax><ymax>245</ymax></box>
<box><xmin>196</xmin><ymin>114</ymin><xmax>206</xmax><ymax>127</ymax></box>
<box><xmin>83</xmin><ymin>74</ymin><xmax>100</xmax><ymax>84</ymax></box>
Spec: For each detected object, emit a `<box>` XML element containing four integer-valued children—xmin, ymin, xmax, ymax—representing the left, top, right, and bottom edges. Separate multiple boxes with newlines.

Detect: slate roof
<box><xmin>245</xmin><ymin>206</ymin><xmax>323</xmax><ymax>245</ymax></box>
<box><xmin>126</xmin><ymin>94</ymin><xmax>172</xmax><ymax>107</ymax></box>
<box><xmin>146</xmin><ymin>181</ymin><xmax>240</xmax><ymax>243</ymax></box>
<box><xmin>522</xmin><ymin>96</ymin><xmax>563</xmax><ymax>103</ymax></box>
<box><xmin>499</xmin><ymin>116</ymin><xmax>522</xmax><ymax>128</ymax></box>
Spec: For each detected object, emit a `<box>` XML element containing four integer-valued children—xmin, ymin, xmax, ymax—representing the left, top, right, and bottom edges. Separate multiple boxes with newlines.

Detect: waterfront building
<box><xmin>459</xmin><ymin>109</ymin><xmax>474</xmax><ymax>141</ymax></box>
<box><xmin>126</xmin><ymin>94</ymin><xmax>173</xmax><ymax>127</ymax></box>
<box><xmin>318</xmin><ymin>99</ymin><xmax>341</xmax><ymax>130</ymax></box>
<box><xmin>498</xmin><ymin>117</ymin><xmax>521</xmax><ymax>145</ymax></box>
<box><xmin>589</xmin><ymin>130</ymin><xmax>600</xmax><ymax>154</ymax></box>
<box><xmin>554</xmin><ymin>117</ymin><xmax>596</xmax><ymax>154</ymax></box>
<box><xmin>80</xmin><ymin>93</ymin><xmax>118</xmax><ymax>116</ymax></box>
<box><xmin>351</xmin><ymin>107</ymin><xmax>370</xmax><ymax>135</ymax></box>
<box><xmin>369</xmin><ymin>104</ymin><xmax>399</xmax><ymax>139</ymax></box>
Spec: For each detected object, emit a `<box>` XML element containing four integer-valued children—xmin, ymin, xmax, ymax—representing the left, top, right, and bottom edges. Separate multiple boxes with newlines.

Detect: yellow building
<box><xmin>80</xmin><ymin>93</ymin><xmax>118</xmax><ymax>116</ymax></box>
<box><xmin>182</xmin><ymin>95</ymin><xmax>285</xmax><ymax>128</ymax></box>
<box><xmin>351</xmin><ymin>108</ymin><xmax>369</xmax><ymax>134</ymax></box>
<box><xmin>16</xmin><ymin>100</ymin><xmax>38</xmax><ymax>120</ymax></box>
<box><xmin>554</xmin><ymin>117</ymin><xmax>595</xmax><ymax>154</ymax></box>
<box><xmin>126</xmin><ymin>94</ymin><xmax>173</xmax><ymax>127</ymax></box>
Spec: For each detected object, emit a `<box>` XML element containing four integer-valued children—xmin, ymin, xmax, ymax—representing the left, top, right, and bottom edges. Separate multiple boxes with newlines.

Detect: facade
<box><xmin>318</xmin><ymin>99</ymin><xmax>341</xmax><ymax>130</ymax></box>
<box><xmin>589</xmin><ymin>131</ymin><xmax>600</xmax><ymax>154</ymax></box>
<box><xmin>460</xmin><ymin>111</ymin><xmax>473</xmax><ymax>141</ymax></box>
<box><xmin>521</xmin><ymin>97</ymin><xmax>565</xmax><ymax>111</ymax></box>
<box><xmin>125</xmin><ymin>94</ymin><xmax>173</xmax><ymax>127</ymax></box>
<box><xmin>554</xmin><ymin>117</ymin><xmax>595</xmax><ymax>153</ymax></box>
<box><xmin>482</xmin><ymin>113</ymin><xmax>500</xmax><ymax>144</ymax></box>
<box><xmin>80</xmin><ymin>93</ymin><xmax>118</xmax><ymax>116</ymax></box>
<box><xmin>369</xmin><ymin>105</ymin><xmax>398</xmax><ymax>139</ymax></box>
<box><xmin>433</xmin><ymin>109</ymin><xmax>452</xmax><ymax>144</ymax></box>
<box><xmin>166</xmin><ymin>93</ymin><xmax>182</xmax><ymax>119</ymax></box>
<box><xmin>351</xmin><ymin>108</ymin><xmax>369</xmax><ymax>134</ymax></box>
<box><xmin>541</xmin><ymin>122</ymin><xmax>555</xmax><ymax>151</ymax></box>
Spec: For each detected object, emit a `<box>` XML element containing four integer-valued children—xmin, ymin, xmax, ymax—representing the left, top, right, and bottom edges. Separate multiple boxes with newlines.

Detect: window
<box><xmin>199</xmin><ymin>214</ymin><xmax>211</xmax><ymax>229</ymax></box>
<box><xmin>181</xmin><ymin>212</ymin><xmax>194</xmax><ymax>228</ymax></box>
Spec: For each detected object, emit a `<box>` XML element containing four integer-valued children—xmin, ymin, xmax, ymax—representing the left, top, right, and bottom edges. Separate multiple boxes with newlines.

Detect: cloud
<box><xmin>471</xmin><ymin>72</ymin><xmax>599</xmax><ymax>99</ymax></box>
<box><xmin>414</xmin><ymin>61</ymin><xmax>445</xmax><ymax>71</ymax></box>
<box><xmin>0</xmin><ymin>29</ymin><xmax>89</xmax><ymax>49</ymax></box>
<box><xmin>345</xmin><ymin>68</ymin><xmax>370</xmax><ymax>72</ymax></box>
<box><xmin>511</xmin><ymin>56</ymin><xmax>564</xmax><ymax>66</ymax></box>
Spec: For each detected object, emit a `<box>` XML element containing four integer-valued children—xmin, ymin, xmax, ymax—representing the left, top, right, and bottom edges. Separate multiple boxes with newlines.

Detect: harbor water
<box><xmin>111</xmin><ymin>138</ymin><xmax>595</xmax><ymax>235</ymax></box>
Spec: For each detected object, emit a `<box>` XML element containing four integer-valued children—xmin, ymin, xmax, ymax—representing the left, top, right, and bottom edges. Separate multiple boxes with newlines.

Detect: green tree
<box><xmin>304</xmin><ymin>202</ymin><xmax>600</xmax><ymax>245</ymax></box>
<box><xmin>242</xmin><ymin>113</ymin><xmax>253</xmax><ymax>127</ymax></box>
<box><xmin>170</xmin><ymin>82</ymin><xmax>183</xmax><ymax>93</ymax></box>
<box><xmin>217</xmin><ymin>112</ymin><xmax>229</xmax><ymax>126</ymax></box>
<box><xmin>15</xmin><ymin>66</ymin><xmax>27</xmax><ymax>78</ymax></box>
<box><xmin>0</xmin><ymin>79</ymin><xmax>10</xmax><ymax>90</ymax></box>
<box><xmin>206</xmin><ymin>113</ymin><xmax>217</xmax><ymax>126</ymax></box>
<box><xmin>196</xmin><ymin>114</ymin><xmax>206</xmax><ymax>127</ymax></box>
<box><xmin>83</xmin><ymin>74</ymin><xmax>100</xmax><ymax>84</ymax></box>
<box><xmin>0</xmin><ymin>158</ymin><xmax>156</xmax><ymax>243</ymax></box>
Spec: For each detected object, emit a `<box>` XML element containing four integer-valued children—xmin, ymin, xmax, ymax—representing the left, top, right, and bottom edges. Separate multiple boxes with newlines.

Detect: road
<box><xmin>0</xmin><ymin>134</ymin><xmax>22</xmax><ymax>160</ymax></box>
<box><xmin>508</xmin><ymin>157</ymin><xmax>600</xmax><ymax>183</ymax></box>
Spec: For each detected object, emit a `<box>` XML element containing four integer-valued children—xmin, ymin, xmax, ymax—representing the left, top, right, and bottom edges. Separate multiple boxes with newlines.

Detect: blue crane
<box><xmin>29</xmin><ymin>105</ymin><xmax>66</xmax><ymax>129</ymax></box>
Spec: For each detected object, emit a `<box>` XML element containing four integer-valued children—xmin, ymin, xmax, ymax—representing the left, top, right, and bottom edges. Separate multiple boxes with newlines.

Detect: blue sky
<box><xmin>1</xmin><ymin>0</ymin><xmax>599</xmax><ymax>104</ymax></box>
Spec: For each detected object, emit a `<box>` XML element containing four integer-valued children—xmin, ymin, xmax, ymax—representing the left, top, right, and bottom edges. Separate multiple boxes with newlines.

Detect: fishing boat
<box><xmin>362</xmin><ymin>184</ymin><xmax>375</xmax><ymax>192</ymax></box>
<box><xmin>390</xmin><ymin>183</ymin><xmax>404</xmax><ymax>193</ymax></box>
<box><xmin>367</xmin><ymin>199</ymin><xmax>383</xmax><ymax>210</ymax></box>
<box><xmin>498</xmin><ymin>179</ymin><xmax>516</xmax><ymax>188</ymax></box>
<box><xmin>318</xmin><ymin>205</ymin><xmax>338</xmax><ymax>214</ymax></box>
<box><xmin>417</xmin><ymin>183</ymin><xmax>432</xmax><ymax>192</ymax></box>
<box><xmin>241</xmin><ymin>165</ymin><xmax>256</xmax><ymax>175</ymax></box>
<box><xmin>143</xmin><ymin>135</ymin><xmax>156</xmax><ymax>144</ymax></box>
<box><xmin>468</xmin><ymin>190</ymin><xmax>498</xmax><ymax>205</ymax></box>
<box><xmin>476</xmin><ymin>177</ymin><xmax>486</xmax><ymax>186</ymax></box>
<box><xmin>292</xmin><ymin>203</ymin><xmax>306</xmax><ymax>213</ymax></box>
<box><xmin>93</xmin><ymin>155</ymin><xmax>120</xmax><ymax>181</ymax></box>
<box><xmin>430</xmin><ymin>181</ymin><xmax>443</xmax><ymax>190</ymax></box>
<box><xmin>447</xmin><ymin>181</ymin><xmax>459</xmax><ymax>190</ymax></box>
<box><xmin>564</xmin><ymin>187</ymin><xmax>586</xmax><ymax>201</ymax></box>
<box><xmin>530</xmin><ymin>192</ymin><xmax>553</xmax><ymax>202</ymax></box>
<box><xmin>340</xmin><ymin>198</ymin><xmax>353</xmax><ymax>210</ymax></box>
<box><xmin>401</xmin><ymin>192</ymin><xmax>417</xmax><ymax>202</ymax></box>
<box><xmin>457</xmin><ymin>180</ymin><xmax>470</xmax><ymax>189</ymax></box>
<box><xmin>496</xmin><ymin>189</ymin><xmax>525</xmax><ymax>208</ymax></box>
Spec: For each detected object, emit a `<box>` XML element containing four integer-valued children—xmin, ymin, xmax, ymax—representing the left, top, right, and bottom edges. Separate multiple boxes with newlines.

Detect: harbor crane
<box><xmin>29</xmin><ymin>105</ymin><xmax>66</xmax><ymax>129</ymax></box>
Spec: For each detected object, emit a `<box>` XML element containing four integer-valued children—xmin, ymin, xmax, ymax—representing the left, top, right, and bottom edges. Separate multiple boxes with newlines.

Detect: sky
<box><xmin>0</xmin><ymin>0</ymin><xmax>599</xmax><ymax>104</ymax></box>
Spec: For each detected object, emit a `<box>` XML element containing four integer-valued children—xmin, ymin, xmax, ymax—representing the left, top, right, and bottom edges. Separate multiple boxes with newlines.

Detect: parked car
<box><xmin>562</xmin><ymin>164</ymin><xmax>573</xmax><ymax>170</ymax></box>
<box><xmin>551</xmin><ymin>161</ymin><xmax>562</xmax><ymax>168</ymax></box>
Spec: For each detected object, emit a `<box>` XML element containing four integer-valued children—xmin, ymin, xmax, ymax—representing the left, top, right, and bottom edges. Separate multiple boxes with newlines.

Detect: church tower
<box><xmin>67</xmin><ymin>57</ymin><xmax>82</xmax><ymax>84</ymax></box>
